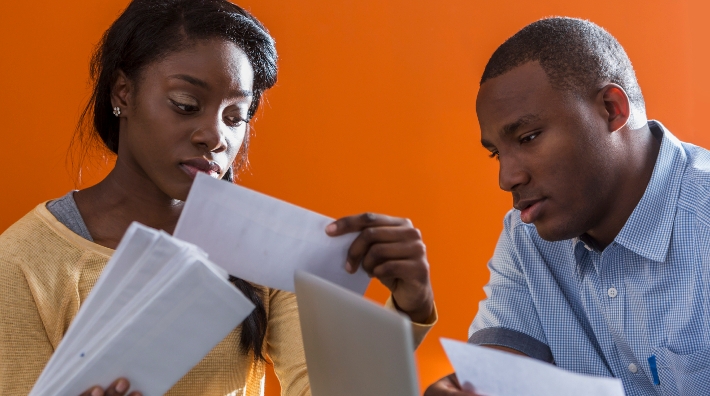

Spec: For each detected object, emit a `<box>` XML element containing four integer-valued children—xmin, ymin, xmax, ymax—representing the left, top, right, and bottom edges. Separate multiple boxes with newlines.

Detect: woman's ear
<box><xmin>110</xmin><ymin>70</ymin><xmax>132</xmax><ymax>117</ymax></box>
<box><xmin>597</xmin><ymin>84</ymin><xmax>630</xmax><ymax>133</ymax></box>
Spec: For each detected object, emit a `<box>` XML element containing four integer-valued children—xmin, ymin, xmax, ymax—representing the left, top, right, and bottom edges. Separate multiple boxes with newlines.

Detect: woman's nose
<box><xmin>191</xmin><ymin>117</ymin><xmax>227</xmax><ymax>153</ymax></box>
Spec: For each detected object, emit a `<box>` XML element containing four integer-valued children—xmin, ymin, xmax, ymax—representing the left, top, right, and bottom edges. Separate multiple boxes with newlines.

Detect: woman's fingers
<box><xmin>328</xmin><ymin>212</ymin><xmax>433</xmax><ymax>323</ymax></box>
<box><xmin>346</xmin><ymin>226</ymin><xmax>422</xmax><ymax>273</ymax></box>
<box><xmin>360</xmin><ymin>241</ymin><xmax>426</xmax><ymax>275</ymax></box>
<box><xmin>326</xmin><ymin>213</ymin><xmax>409</xmax><ymax>236</ymax></box>
<box><xmin>79</xmin><ymin>386</ymin><xmax>103</xmax><ymax>396</ymax></box>
<box><xmin>79</xmin><ymin>378</ymin><xmax>141</xmax><ymax>396</ymax></box>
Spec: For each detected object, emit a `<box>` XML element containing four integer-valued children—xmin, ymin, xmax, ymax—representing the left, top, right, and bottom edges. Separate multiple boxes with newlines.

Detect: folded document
<box><xmin>175</xmin><ymin>173</ymin><xmax>370</xmax><ymax>294</ymax></box>
<box><xmin>30</xmin><ymin>223</ymin><xmax>256</xmax><ymax>396</ymax></box>
<box><xmin>441</xmin><ymin>338</ymin><xmax>625</xmax><ymax>396</ymax></box>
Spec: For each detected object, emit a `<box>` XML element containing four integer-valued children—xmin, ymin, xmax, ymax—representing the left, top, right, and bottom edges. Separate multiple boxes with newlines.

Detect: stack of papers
<box><xmin>441</xmin><ymin>338</ymin><xmax>626</xmax><ymax>396</ymax></box>
<box><xmin>30</xmin><ymin>223</ymin><xmax>256</xmax><ymax>396</ymax></box>
<box><xmin>175</xmin><ymin>173</ymin><xmax>370</xmax><ymax>294</ymax></box>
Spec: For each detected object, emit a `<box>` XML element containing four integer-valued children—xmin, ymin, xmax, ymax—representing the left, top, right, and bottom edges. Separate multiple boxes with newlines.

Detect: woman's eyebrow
<box><xmin>169</xmin><ymin>74</ymin><xmax>210</xmax><ymax>89</ymax></box>
<box><xmin>168</xmin><ymin>74</ymin><xmax>253</xmax><ymax>98</ymax></box>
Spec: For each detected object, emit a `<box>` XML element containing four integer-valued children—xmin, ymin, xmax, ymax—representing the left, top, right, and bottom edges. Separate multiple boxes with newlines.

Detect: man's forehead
<box><xmin>476</xmin><ymin>62</ymin><xmax>552</xmax><ymax>130</ymax></box>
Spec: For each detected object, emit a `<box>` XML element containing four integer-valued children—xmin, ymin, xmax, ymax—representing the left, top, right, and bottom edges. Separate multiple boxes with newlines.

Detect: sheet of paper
<box><xmin>33</xmin><ymin>224</ymin><xmax>161</xmax><ymax>389</ymax></box>
<box><xmin>174</xmin><ymin>173</ymin><xmax>370</xmax><ymax>294</ymax></box>
<box><xmin>441</xmin><ymin>338</ymin><xmax>625</xmax><ymax>396</ymax></box>
<box><xmin>53</xmin><ymin>256</ymin><xmax>255</xmax><ymax>396</ymax></box>
<box><xmin>41</xmin><ymin>228</ymin><xmax>183</xmax><ymax>385</ymax></box>
<box><xmin>30</xmin><ymin>223</ymin><xmax>256</xmax><ymax>396</ymax></box>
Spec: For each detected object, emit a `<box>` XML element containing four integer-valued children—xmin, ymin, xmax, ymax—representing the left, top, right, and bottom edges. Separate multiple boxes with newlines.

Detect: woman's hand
<box><xmin>79</xmin><ymin>378</ymin><xmax>142</xmax><ymax>396</ymax></box>
<box><xmin>424</xmin><ymin>373</ymin><xmax>480</xmax><ymax>396</ymax></box>
<box><xmin>326</xmin><ymin>213</ymin><xmax>434</xmax><ymax>323</ymax></box>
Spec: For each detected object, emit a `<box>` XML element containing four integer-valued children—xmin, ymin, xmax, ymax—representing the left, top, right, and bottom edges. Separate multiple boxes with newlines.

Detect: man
<box><xmin>426</xmin><ymin>17</ymin><xmax>710</xmax><ymax>396</ymax></box>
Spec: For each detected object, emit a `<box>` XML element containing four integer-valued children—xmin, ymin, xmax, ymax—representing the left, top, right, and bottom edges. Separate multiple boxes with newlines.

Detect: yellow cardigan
<box><xmin>0</xmin><ymin>204</ymin><xmax>435</xmax><ymax>395</ymax></box>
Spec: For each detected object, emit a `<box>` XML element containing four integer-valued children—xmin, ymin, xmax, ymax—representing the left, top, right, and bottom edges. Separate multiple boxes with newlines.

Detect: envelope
<box><xmin>174</xmin><ymin>173</ymin><xmax>370</xmax><ymax>294</ymax></box>
<box><xmin>30</xmin><ymin>223</ymin><xmax>255</xmax><ymax>396</ymax></box>
<box><xmin>440</xmin><ymin>338</ymin><xmax>625</xmax><ymax>396</ymax></box>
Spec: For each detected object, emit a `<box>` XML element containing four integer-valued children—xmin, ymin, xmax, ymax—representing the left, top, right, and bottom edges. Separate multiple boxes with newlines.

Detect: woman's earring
<box><xmin>113</xmin><ymin>107</ymin><xmax>121</xmax><ymax>117</ymax></box>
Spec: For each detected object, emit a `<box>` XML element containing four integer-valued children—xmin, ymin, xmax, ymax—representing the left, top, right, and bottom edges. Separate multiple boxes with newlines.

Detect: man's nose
<box><xmin>498</xmin><ymin>155</ymin><xmax>529</xmax><ymax>192</ymax></box>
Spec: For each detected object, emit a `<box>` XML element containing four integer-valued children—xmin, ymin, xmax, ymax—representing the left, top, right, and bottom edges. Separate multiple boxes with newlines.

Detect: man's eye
<box><xmin>488</xmin><ymin>151</ymin><xmax>500</xmax><ymax>160</ymax></box>
<box><xmin>520</xmin><ymin>132</ymin><xmax>540</xmax><ymax>144</ymax></box>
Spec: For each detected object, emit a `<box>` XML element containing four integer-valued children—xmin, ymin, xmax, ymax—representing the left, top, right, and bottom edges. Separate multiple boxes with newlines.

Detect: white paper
<box><xmin>440</xmin><ymin>338</ymin><xmax>625</xmax><ymax>396</ymax></box>
<box><xmin>32</xmin><ymin>225</ymin><xmax>161</xmax><ymax>390</ymax></box>
<box><xmin>30</xmin><ymin>223</ymin><xmax>255</xmax><ymax>396</ymax></box>
<box><xmin>54</xmin><ymin>257</ymin><xmax>253</xmax><ymax>396</ymax></box>
<box><xmin>174</xmin><ymin>173</ymin><xmax>370</xmax><ymax>294</ymax></box>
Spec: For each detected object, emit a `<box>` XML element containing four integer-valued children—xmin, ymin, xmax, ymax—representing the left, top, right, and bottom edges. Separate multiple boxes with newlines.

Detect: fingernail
<box><xmin>91</xmin><ymin>388</ymin><xmax>103</xmax><ymax>396</ymax></box>
<box><xmin>326</xmin><ymin>223</ymin><xmax>337</xmax><ymax>234</ymax></box>
<box><xmin>345</xmin><ymin>261</ymin><xmax>353</xmax><ymax>273</ymax></box>
<box><xmin>116</xmin><ymin>379</ymin><xmax>128</xmax><ymax>393</ymax></box>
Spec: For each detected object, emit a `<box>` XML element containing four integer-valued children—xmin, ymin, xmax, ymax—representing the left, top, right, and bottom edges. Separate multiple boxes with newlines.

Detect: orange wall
<box><xmin>2</xmin><ymin>0</ymin><xmax>710</xmax><ymax>394</ymax></box>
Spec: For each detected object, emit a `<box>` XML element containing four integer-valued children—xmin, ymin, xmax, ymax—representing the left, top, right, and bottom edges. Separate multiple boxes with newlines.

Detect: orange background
<box><xmin>2</xmin><ymin>0</ymin><xmax>710</xmax><ymax>394</ymax></box>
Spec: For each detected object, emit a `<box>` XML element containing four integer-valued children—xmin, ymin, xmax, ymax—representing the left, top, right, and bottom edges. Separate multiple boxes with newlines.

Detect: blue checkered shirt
<box><xmin>468</xmin><ymin>121</ymin><xmax>710</xmax><ymax>395</ymax></box>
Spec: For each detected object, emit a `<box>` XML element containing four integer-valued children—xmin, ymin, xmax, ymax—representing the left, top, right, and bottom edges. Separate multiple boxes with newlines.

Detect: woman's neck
<box><xmin>74</xmin><ymin>161</ymin><xmax>184</xmax><ymax>250</ymax></box>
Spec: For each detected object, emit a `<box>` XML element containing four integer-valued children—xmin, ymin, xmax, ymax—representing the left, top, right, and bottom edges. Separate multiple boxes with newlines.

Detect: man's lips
<box><xmin>179</xmin><ymin>158</ymin><xmax>222</xmax><ymax>179</ymax></box>
<box><xmin>515</xmin><ymin>198</ymin><xmax>546</xmax><ymax>224</ymax></box>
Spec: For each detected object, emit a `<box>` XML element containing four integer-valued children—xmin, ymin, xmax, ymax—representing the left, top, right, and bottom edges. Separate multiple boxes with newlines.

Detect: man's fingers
<box><xmin>326</xmin><ymin>213</ymin><xmax>410</xmax><ymax>236</ymax></box>
<box><xmin>424</xmin><ymin>373</ymin><xmax>478</xmax><ymax>396</ymax></box>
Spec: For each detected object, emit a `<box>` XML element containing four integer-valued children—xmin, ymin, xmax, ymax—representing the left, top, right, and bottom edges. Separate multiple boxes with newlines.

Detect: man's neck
<box><xmin>584</xmin><ymin>123</ymin><xmax>662</xmax><ymax>250</ymax></box>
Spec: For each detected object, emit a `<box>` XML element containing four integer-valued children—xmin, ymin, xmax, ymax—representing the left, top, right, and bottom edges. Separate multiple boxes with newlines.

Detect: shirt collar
<box><xmin>612</xmin><ymin>120</ymin><xmax>687</xmax><ymax>262</ymax></box>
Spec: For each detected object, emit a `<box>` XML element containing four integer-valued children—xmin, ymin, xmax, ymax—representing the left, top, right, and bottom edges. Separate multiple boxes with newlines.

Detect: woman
<box><xmin>0</xmin><ymin>1</ymin><xmax>436</xmax><ymax>395</ymax></box>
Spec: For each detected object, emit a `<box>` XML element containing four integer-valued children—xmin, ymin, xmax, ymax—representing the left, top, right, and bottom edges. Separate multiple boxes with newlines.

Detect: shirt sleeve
<box><xmin>0</xmin><ymin>259</ymin><xmax>54</xmax><ymax>395</ymax></box>
<box><xmin>384</xmin><ymin>297</ymin><xmax>438</xmax><ymax>348</ymax></box>
<box><xmin>468</xmin><ymin>212</ymin><xmax>553</xmax><ymax>363</ymax></box>
<box><xmin>265</xmin><ymin>288</ymin><xmax>311</xmax><ymax>396</ymax></box>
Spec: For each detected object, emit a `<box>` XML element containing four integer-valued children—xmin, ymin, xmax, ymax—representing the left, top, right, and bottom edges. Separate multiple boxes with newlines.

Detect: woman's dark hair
<box><xmin>78</xmin><ymin>0</ymin><xmax>277</xmax><ymax>360</ymax></box>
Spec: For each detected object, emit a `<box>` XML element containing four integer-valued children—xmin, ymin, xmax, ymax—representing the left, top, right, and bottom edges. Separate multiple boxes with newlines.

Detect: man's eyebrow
<box><xmin>501</xmin><ymin>114</ymin><xmax>541</xmax><ymax>136</ymax></box>
<box><xmin>168</xmin><ymin>74</ymin><xmax>253</xmax><ymax>97</ymax></box>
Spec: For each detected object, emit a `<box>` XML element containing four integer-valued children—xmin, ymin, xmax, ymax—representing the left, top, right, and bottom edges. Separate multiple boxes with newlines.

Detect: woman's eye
<box><xmin>170</xmin><ymin>100</ymin><xmax>199</xmax><ymax>113</ymax></box>
<box><xmin>488</xmin><ymin>151</ymin><xmax>500</xmax><ymax>160</ymax></box>
<box><xmin>225</xmin><ymin>116</ymin><xmax>246</xmax><ymax>127</ymax></box>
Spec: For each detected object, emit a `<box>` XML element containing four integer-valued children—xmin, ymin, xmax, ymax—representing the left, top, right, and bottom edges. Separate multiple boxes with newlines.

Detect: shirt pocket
<box><xmin>654</xmin><ymin>346</ymin><xmax>710</xmax><ymax>395</ymax></box>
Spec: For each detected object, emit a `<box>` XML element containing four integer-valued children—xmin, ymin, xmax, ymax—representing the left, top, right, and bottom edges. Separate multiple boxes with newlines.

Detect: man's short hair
<box><xmin>481</xmin><ymin>17</ymin><xmax>645</xmax><ymax>110</ymax></box>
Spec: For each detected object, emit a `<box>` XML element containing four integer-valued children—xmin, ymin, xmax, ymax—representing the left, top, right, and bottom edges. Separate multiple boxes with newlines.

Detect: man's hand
<box><xmin>424</xmin><ymin>373</ymin><xmax>480</xmax><ymax>396</ymax></box>
<box><xmin>326</xmin><ymin>213</ymin><xmax>434</xmax><ymax>323</ymax></box>
<box><xmin>79</xmin><ymin>378</ymin><xmax>142</xmax><ymax>396</ymax></box>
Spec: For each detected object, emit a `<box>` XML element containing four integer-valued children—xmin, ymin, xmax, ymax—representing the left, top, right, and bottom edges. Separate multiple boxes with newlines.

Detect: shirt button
<box><xmin>607</xmin><ymin>287</ymin><xmax>618</xmax><ymax>298</ymax></box>
<box><xmin>628</xmin><ymin>363</ymin><xmax>638</xmax><ymax>373</ymax></box>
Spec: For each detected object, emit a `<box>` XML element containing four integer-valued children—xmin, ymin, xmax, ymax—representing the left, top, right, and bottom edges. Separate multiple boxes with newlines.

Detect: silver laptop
<box><xmin>294</xmin><ymin>270</ymin><xmax>420</xmax><ymax>396</ymax></box>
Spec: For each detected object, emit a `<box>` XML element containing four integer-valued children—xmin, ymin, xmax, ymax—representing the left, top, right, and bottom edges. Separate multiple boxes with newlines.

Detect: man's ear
<box><xmin>597</xmin><ymin>84</ymin><xmax>630</xmax><ymax>133</ymax></box>
<box><xmin>110</xmin><ymin>70</ymin><xmax>132</xmax><ymax>117</ymax></box>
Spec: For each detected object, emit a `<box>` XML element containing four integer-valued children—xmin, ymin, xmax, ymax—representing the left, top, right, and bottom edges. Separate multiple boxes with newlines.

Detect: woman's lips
<box><xmin>519</xmin><ymin>199</ymin><xmax>546</xmax><ymax>224</ymax></box>
<box><xmin>179</xmin><ymin>163</ymin><xmax>220</xmax><ymax>179</ymax></box>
